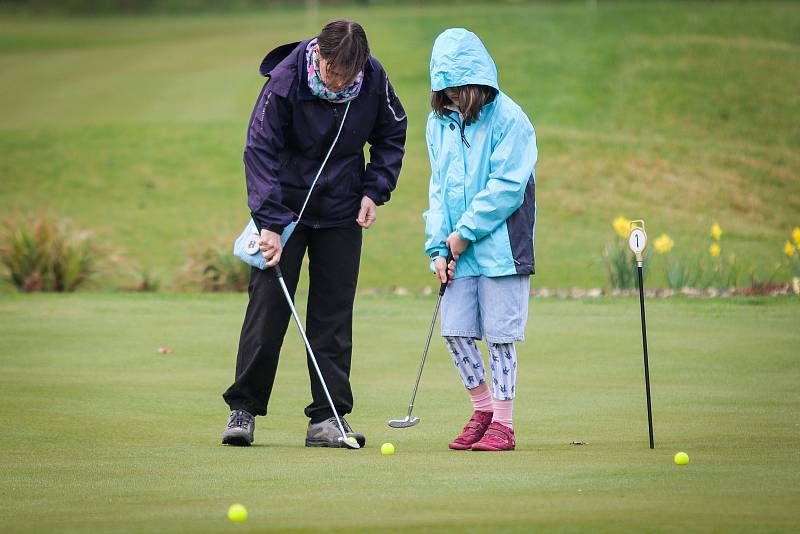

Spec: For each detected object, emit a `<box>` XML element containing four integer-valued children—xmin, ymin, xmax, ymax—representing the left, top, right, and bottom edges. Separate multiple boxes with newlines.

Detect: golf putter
<box><xmin>253</xmin><ymin>102</ymin><xmax>358</xmax><ymax>448</ymax></box>
<box><xmin>272</xmin><ymin>265</ymin><xmax>359</xmax><ymax>449</ymax></box>
<box><xmin>388</xmin><ymin>251</ymin><xmax>454</xmax><ymax>428</ymax></box>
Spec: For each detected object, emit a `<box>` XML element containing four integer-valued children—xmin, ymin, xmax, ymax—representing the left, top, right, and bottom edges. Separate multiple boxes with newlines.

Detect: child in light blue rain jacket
<box><xmin>424</xmin><ymin>28</ymin><xmax>537</xmax><ymax>451</ymax></box>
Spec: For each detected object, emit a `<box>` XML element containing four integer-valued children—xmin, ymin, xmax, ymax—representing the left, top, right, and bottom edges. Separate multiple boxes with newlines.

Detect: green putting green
<box><xmin>1</xmin><ymin>293</ymin><xmax>798</xmax><ymax>531</ymax></box>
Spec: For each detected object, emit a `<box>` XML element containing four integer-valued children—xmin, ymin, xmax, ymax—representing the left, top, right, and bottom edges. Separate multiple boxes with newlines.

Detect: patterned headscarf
<box><xmin>305</xmin><ymin>38</ymin><xmax>364</xmax><ymax>103</ymax></box>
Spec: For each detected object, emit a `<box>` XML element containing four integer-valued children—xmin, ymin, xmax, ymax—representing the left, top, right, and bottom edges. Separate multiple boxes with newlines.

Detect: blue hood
<box><xmin>429</xmin><ymin>28</ymin><xmax>499</xmax><ymax>92</ymax></box>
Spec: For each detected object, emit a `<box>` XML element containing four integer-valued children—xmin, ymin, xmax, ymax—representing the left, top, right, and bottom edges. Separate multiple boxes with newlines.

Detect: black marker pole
<box><xmin>637</xmin><ymin>260</ymin><xmax>654</xmax><ymax>449</ymax></box>
<box><xmin>629</xmin><ymin>221</ymin><xmax>654</xmax><ymax>449</ymax></box>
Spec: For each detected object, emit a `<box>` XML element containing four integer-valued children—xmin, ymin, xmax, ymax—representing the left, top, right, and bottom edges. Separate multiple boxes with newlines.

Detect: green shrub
<box><xmin>119</xmin><ymin>264</ymin><xmax>160</xmax><ymax>292</ymax></box>
<box><xmin>0</xmin><ymin>214</ymin><xmax>98</xmax><ymax>292</ymax></box>
<box><xmin>182</xmin><ymin>242</ymin><xmax>251</xmax><ymax>292</ymax></box>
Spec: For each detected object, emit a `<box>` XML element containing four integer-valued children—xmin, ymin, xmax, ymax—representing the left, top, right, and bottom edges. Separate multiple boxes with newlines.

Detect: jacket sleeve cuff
<box><xmin>251</xmin><ymin>213</ymin><xmax>286</xmax><ymax>234</ymax></box>
<box><xmin>264</xmin><ymin>223</ymin><xmax>286</xmax><ymax>234</ymax></box>
<box><xmin>363</xmin><ymin>188</ymin><xmax>387</xmax><ymax>207</ymax></box>
<box><xmin>430</xmin><ymin>247</ymin><xmax>449</xmax><ymax>260</ymax></box>
<box><xmin>428</xmin><ymin>247</ymin><xmax>449</xmax><ymax>273</ymax></box>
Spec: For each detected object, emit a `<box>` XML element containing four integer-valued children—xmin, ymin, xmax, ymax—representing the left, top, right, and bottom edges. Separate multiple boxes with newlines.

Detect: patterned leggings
<box><xmin>445</xmin><ymin>336</ymin><xmax>517</xmax><ymax>400</ymax></box>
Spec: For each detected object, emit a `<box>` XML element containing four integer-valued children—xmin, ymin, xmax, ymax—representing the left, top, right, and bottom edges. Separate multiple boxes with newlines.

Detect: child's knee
<box><xmin>446</xmin><ymin>336</ymin><xmax>486</xmax><ymax>389</ymax></box>
<box><xmin>487</xmin><ymin>342</ymin><xmax>517</xmax><ymax>399</ymax></box>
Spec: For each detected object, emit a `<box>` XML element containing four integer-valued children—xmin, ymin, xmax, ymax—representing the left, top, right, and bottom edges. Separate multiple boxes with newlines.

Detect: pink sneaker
<box><xmin>471</xmin><ymin>422</ymin><xmax>516</xmax><ymax>451</ymax></box>
<box><xmin>449</xmin><ymin>411</ymin><xmax>493</xmax><ymax>450</ymax></box>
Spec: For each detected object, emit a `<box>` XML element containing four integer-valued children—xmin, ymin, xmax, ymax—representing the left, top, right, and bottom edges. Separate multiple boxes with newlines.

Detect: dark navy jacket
<box><xmin>244</xmin><ymin>40</ymin><xmax>407</xmax><ymax>233</ymax></box>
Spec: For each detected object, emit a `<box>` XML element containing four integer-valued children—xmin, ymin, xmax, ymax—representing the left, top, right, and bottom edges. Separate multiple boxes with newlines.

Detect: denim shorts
<box><xmin>440</xmin><ymin>275</ymin><xmax>530</xmax><ymax>343</ymax></box>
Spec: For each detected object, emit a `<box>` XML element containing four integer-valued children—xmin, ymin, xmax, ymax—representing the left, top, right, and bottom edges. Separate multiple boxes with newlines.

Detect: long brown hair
<box><xmin>431</xmin><ymin>85</ymin><xmax>496</xmax><ymax>124</ymax></box>
<box><xmin>317</xmin><ymin>19</ymin><xmax>370</xmax><ymax>84</ymax></box>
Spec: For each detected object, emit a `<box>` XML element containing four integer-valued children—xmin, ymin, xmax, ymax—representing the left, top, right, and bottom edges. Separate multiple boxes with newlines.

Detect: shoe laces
<box><xmin>333</xmin><ymin>417</ymin><xmax>353</xmax><ymax>432</ymax></box>
<box><xmin>228</xmin><ymin>410</ymin><xmax>252</xmax><ymax>429</ymax></box>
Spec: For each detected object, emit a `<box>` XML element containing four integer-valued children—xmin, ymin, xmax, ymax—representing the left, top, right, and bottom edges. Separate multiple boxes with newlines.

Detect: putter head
<box><xmin>387</xmin><ymin>416</ymin><xmax>420</xmax><ymax>428</ymax></box>
<box><xmin>338</xmin><ymin>436</ymin><xmax>361</xmax><ymax>449</ymax></box>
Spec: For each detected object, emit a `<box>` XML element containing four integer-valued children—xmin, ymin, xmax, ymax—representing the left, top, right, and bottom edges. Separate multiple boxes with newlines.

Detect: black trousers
<box><xmin>222</xmin><ymin>224</ymin><xmax>362</xmax><ymax>422</ymax></box>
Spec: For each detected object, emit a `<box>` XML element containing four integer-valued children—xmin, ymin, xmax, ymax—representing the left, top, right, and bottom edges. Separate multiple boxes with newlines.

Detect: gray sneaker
<box><xmin>222</xmin><ymin>409</ymin><xmax>255</xmax><ymax>446</ymax></box>
<box><xmin>305</xmin><ymin>417</ymin><xmax>366</xmax><ymax>448</ymax></box>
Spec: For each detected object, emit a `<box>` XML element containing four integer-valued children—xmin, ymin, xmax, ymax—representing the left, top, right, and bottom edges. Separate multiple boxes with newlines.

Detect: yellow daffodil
<box><xmin>612</xmin><ymin>216</ymin><xmax>631</xmax><ymax>238</ymax></box>
<box><xmin>792</xmin><ymin>227</ymin><xmax>800</xmax><ymax>246</ymax></box>
<box><xmin>785</xmin><ymin>241</ymin><xmax>796</xmax><ymax>257</ymax></box>
<box><xmin>710</xmin><ymin>223</ymin><xmax>722</xmax><ymax>241</ymax></box>
<box><xmin>709</xmin><ymin>243</ymin><xmax>721</xmax><ymax>257</ymax></box>
<box><xmin>654</xmin><ymin>234</ymin><xmax>674</xmax><ymax>254</ymax></box>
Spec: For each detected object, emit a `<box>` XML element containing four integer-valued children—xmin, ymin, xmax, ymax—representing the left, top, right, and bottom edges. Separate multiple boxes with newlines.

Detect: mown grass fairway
<box><xmin>1</xmin><ymin>294</ymin><xmax>798</xmax><ymax>532</ymax></box>
<box><xmin>1</xmin><ymin>2</ymin><xmax>799</xmax><ymax>290</ymax></box>
<box><xmin>1</xmin><ymin>2</ymin><xmax>799</xmax><ymax>530</ymax></box>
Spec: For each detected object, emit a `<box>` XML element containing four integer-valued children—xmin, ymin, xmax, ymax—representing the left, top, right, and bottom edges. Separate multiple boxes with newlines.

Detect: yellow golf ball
<box><xmin>227</xmin><ymin>503</ymin><xmax>248</xmax><ymax>522</ymax></box>
<box><xmin>674</xmin><ymin>452</ymin><xmax>689</xmax><ymax>465</ymax></box>
<box><xmin>381</xmin><ymin>442</ymin><xmax>395</xmax><ymax>456</ymax></box>
<box><xmin>347</xmin><ymin>436</ymin><xmax>357</xmax><ymax>444</ymax></box>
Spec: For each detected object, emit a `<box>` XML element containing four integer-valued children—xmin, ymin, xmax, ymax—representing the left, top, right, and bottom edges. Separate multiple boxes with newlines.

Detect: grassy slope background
<box><xmin>1</xmin><ymin>2</ymin><xmax>799</xmax><ymax>291</ymax></box>
<box><xmin>0</xmin><ymin>294</ymin><xmax>798</xmax><ymax>531</ymax></box>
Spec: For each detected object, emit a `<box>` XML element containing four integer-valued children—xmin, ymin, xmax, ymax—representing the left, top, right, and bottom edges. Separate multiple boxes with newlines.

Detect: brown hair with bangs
<box><xmin>431</xmin><ymin>85</ymin><xmax>496</xmax><ymax>124</ymax></box>
<box><xmin>317</xmin><ymin>19</ymin><xmax>370</xmax><ymax>84</ymax></box>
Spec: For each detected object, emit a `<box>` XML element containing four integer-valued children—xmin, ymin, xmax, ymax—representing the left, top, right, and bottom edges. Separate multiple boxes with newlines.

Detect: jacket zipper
<box><xmin>446</xmin><ymin>112</ymin><xmax>470</xmax><ymax>211</ymax></box>
<box><xmin>308</xmin><ymin>103</ymin><xmax>341</xmax><ymax>229</ymax></box>
<box><xmin>447</xmin><ymin>114</ymin><xmax>470</xmax><ymax>148</ymax></box>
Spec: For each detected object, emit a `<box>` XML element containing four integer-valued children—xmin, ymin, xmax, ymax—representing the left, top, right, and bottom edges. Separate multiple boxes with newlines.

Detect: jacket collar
<box><xmin>261</xmin><ymin>38</ymin><xmax>376</xmax><ymax>102</ymax></box>
<box><xmin>293</xmin><ymin>39</ymin><xmax>376</xmax><ymax>102</ymax></box>
<box><xmin>295</xmin><ymin>40</ymin><xmax>316</xmax><ymax>102</ymax></box>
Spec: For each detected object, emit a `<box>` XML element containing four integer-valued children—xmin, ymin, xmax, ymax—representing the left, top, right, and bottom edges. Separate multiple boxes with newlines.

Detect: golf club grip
<box><xmin>272</xmin><ymin>264</ymin><xmax>283</xmax><ymax>278</ymax></box>
<box><xmin>438</xmin><ymin>252</ymin><xmax>455</xmax><ymax>296</ymax></box>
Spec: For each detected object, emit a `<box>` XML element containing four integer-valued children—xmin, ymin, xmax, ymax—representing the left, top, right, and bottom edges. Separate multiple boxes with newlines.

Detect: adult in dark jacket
<box><xmin>222</xmin><ymin>19</ymin><xmax>407</xmax><ymax>447</ymax></box>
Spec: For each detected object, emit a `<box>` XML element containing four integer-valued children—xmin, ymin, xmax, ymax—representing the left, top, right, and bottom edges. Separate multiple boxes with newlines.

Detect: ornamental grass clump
<box><xmin>0</xmin><ymin>214</ymin><xmax>98</xmax><ymax>292</ymax></box>
<box><xmin>653</xmin><ymin>233</ymin><xmax>701</xmax><ymax>290</ymax></box>
<box><xmin>182</xmin><ymin>241</ymin><xmax>251</xmax><ymax>292</ymax></box>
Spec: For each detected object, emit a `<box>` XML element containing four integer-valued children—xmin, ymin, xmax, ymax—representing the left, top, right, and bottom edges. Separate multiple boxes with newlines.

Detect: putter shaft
<box><xmin>274</xmin><ymin>266</ymin><xmax>358</xmax><ymax>449</ymax></box>
<box><xmin>390</xmin><ymin>253</ymin><xmax>453</xmax><ymax>428</ymax></box>
<box><xmin>402</xmin><ymin>293</ymin><xmax>443</xmax><ymax>418</ymax></box>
